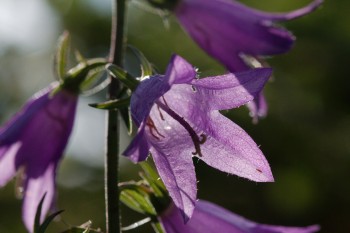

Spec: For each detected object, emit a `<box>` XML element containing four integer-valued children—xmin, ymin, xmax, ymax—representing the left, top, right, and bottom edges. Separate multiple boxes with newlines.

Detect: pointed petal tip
<box><xmin>257</xmin><ymin>67</ymin><xmax>273</xmax><ymax>79</ymax></box>
<box><xmin>271</xmin><ymin>0</ymin><xmax>324</xmax><ymax>21</ymax></box>
<box><xmin>247</xmin><ymin>169</ymin><xmax>274</xmax><ymax>183</ymax></box>
<box><xmin>307</xmin><ymin>224</ymin><xmax>321</xmax><ymax>232</ymax></box>
<box><xmin>179</xmin><ymin>205</ymin><xmax>194</xmax><ymax>224</ymax></box>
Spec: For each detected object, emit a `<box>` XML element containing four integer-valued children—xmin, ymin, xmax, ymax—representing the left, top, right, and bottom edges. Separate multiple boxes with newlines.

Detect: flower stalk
<box><xmin>105</xmin><ymin>0</ymin><xmax>126</xmax><ymax>232</ymax></box>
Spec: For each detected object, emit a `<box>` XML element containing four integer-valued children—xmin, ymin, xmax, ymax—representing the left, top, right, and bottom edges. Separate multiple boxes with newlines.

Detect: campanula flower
<box><xmin>160</xmin><ymin>200</ymin><xmax>320</xmax><ymax>233</ymax></box>
<box><xmin>174</xmin><ymin>0</ymin><xmax>323</xmax><ymax>120</ymax></box>
<box><xmin>0</xmin><ymin>82</ymin><xmax>77</xmax><ymax>232</ymax></box>
<box><xmin>123</xmin><ymin>55</ymin><xmax>273</xmax><ymax>220</ymax></box>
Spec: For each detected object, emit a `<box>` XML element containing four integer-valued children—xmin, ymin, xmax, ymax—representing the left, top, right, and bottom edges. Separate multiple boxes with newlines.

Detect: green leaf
<box><xmin>127</xmin><ymin>45</ymin><xmax>153</xmax><ymax>77</ymax></box>
<box><xmin>106</xmin><ymin>64</ymin><xmax>139</xmax><ymax>91</ymax></box>
<box><xmin>89</xmin><ymin>97</ymin><xmax>130</xmax><ymax>110</ymax></box>
<box><xmin>54</xmin><ymin>31</ymin><xmax>71</xmax><ymax>81</ymax></box>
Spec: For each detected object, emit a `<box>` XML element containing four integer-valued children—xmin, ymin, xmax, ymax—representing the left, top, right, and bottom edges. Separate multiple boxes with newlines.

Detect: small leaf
<box><xmin>106</xmin><ymin>64</ymin><xmax>139</xmax><ymax>91</ymax></box>
<box><xmin>54</xmin><ymin>31</ymin><xmax>71</xmax><ymax>80</ymax></box>
<box><xmin>89</xmin><ymin>97</ymin><xmax>130</xmax><ymax>110</ymax></box>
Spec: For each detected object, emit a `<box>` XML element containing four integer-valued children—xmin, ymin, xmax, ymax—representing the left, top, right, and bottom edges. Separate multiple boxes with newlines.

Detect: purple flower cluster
<box><xmin>123</xmin><ymin>0</ymin><xmax>323</xmax><ymax>230</ymax></box>
<box><xmin>0</xmin><ymin>0</ymin><xmax>323</xmax><ymax>232</ymax></box>
<box><xmin>0</xmin><ymin>83</ymin><xmax>77</xmax><ymax>232</ymax></box>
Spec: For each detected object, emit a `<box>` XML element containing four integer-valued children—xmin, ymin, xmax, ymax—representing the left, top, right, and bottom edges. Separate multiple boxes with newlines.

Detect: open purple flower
<box><xmin>160</xmin><ymin>200</ymin><xmax>320</xmax><ymax>233</ymax></box>
<box><xmin>0</xmin><ymin>82</ymin><xmax>77</xmax><ymax>232</ymax></box>
<box><xmin>123</xmin><ymin>55</ymin><xmax>273</xmax><ymax>220</ymax></box>
<box><xmin>174</xmin><ymin>0</ymin><xmax>323</xmax><ymax>120</ymax></box>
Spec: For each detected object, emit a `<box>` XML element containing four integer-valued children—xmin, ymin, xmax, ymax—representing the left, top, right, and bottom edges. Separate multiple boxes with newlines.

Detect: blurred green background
<box><xmin>0</xmin><ymin>0</ymin><xmax>348</xmax><ymax>232</ymax></box>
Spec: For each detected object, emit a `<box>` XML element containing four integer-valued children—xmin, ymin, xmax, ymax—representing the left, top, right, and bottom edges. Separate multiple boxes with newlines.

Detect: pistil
<box><xmin>155</xmin><ymin>99</ymin><xmax>206</xmax><ymax>157</ymax></box>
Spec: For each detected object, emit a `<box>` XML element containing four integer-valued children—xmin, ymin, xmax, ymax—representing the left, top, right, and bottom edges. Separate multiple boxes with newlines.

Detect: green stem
<box><xmin>105</xmin><ymin>0</ymin><xmax>126</xmax><ymax>232</ymax></box>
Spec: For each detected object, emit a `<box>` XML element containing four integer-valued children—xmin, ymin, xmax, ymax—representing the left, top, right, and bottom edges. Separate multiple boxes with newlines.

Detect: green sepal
<box><xmin>36</xmin><ymin>210</ymin><xmax>64</xmax><ymax>233</ymax></box>
<box><xmin>74</xmin><ymin>49</ymin><xmax>87</xmax><ymax>64</ymax></box>
<box><xmin>56</xmin><ymin>58</ymin><xmax>107</xmax><ymax>94</ymax></box>
<box><xmin>119</xmin><ymin>107</ymin><xmax>133</xmax><ymax>135</ymax></box>
<box><xmin>122</xmin><ymin>217</ymin><xmax>152</xmax><ymax>231</ymax></box>
<box><xmin>151</xmin><ymin>221</ymin><xmax>166</xmax><ymax>233</ymax></box>
<box><xmin>127</xmin><ymin>45</ymin><xmax>153</xmax><ymax>77</ymax></box>
<box><xmin>89</xmin><ymin>97</ymin><xmax>130</xmax><ymax>110</ymax></box>
<box><xmin>119</xmin><ymin>182</ymin><xmax>157</xmax><ymax>216</ymax></box>
<box><xmin>34</xmin><ymin>193</ymin><xmax>46</xmax><ymax>233</ymax></box>
<box><xmin>146</xmin><ymin>0</ymin><xmax>179</xmax><ymax>11</ymax></box>
<box><xmin>60</xmin><ymin>221</ymin><xmax>102</xmax><ymax>233</ymax></box>
<box><xmin>106</xmin><ymin>64</ymin><xmax>139</xmax><ymax>91</ymax></box>
<box><xmin>139</xmin><ymin>162</ymin><xmax>166</xmax><ymax>198</ymax></box>
<box><xmin>80</xmin><ymin>66</ymin><xmax>106</xmax><ymax>93</ymax></box>
<box><xmin>54</xmin><ymin>31</ymin><xmax>70</xmax><ymax>81</ymax></box>
<box><xmin>34</xmin><ymin>194</ymin><xmax>65</xmax><ymax>233</ymax></box>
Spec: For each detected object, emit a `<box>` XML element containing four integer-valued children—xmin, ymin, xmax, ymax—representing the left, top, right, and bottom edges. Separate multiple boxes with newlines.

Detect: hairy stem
<box><xmin>105</xmin><ymin>0</ymin><xmax>126</xmax><ymax>232</ymax></box>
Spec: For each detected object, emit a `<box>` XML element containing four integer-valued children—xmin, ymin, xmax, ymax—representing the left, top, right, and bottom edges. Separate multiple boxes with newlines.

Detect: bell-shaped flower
<box><xmin>0</xmin><ymin>82</ymin><xmax>78</xmax><ymax>232</ymax></box>
<box><xmin>123</xmin><ymin>55</ymin><xmax>273</xmax><ymax>220</ymax></box>
<box><xmin>174</xmin><ymin>0</ymin><xmax>323</xmax><ymax>120</ymax></box>
<box><xmin>160</xmin><ymin>200</ymin><xmax>320</xmax><ymax>233</ymax></box>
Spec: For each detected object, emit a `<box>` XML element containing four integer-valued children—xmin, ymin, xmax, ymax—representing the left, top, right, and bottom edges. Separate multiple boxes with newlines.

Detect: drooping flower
<box><xmin>160</xmin><ymin>200</ymin><xmax>320</xmax><ymax>233</ymax></box>
<box><xmin>123</xmin><ymin>55</ymin><xmax>273</xmax><ymax>220</ymax></box>
<box><xmin>0</xmin><ymin>82</ymin><xmax>77</xmax><ymax>232</ymax></box>
<box><xmin>173</xmin><ymin>0</ymin><xmax>323</xmax><ymax>120</ymax></box>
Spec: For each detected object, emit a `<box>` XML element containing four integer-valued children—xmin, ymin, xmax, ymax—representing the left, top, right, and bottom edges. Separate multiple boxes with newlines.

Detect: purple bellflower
<box><xmin>174</xmin><ymin>0</ymin><xmax>323</xmax><ymax>120</ymax></box>
<box><xmin>123</xmin><ymin>55</ymin><xmax>273</xmax><ymax>220</ymax></box>
<box><xmin>160</xmin><ymin>200</ymin><xmax>320</xmax><ymax>233</ymax></box>
<box><xmin>0</xmin><ymin>82</ymin><xmax>77</xmax><ymax>232</ymax></box>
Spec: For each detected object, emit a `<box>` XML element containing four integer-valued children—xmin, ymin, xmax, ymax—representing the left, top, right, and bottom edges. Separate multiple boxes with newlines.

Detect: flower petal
<box><xmin>123</xmin><ymin>122</ymin><xmax>150</xmax><ymax>162</ymax></box>
<box><xmin>148</xmin><ymin>107</ymin><xmax>197</xmax><ymax>220</ymax></box>
<box><xmin>192</xmin><ymin>68</ymin><xmax>271</xmax><ymax>110</ymax></box>
<box><xmin>130</xmin><ymin>75</ymin><xmax>170</xmax><ymax>126</ymax></box>
<box><xmin>151</xmin><ymin>148</ymin><xmax>196</xmax><ymax>221</ymax></box>
<box><xmin>247</xmin><ymin>91</ymin><xmax>268</xmax><ymax>123</ymax></box>
<box><xmin>165</xmin><ymin>55</ymin><xmax>197</xmax><ymax>85</ymax></box>
<box><xmin>22</xmin><ymin>164</ymin><xmax>56</xmax><ymax>233</ymax></box>
<box><xmin>0</xmin><ymin>142</ymin><xmax>21</xmax><ymax>187</ymax></box>
<box><xmin>198</xmin><ymin>112</ymin><xmax>273</xmax><ymax>182</ymax></box>
<box><xmin>175</xmin><ymin>0</ymin><xmax>296</xmax><ymax>72</ymax></box>
<box><xmin>0</xmin><ymin>84</ymin><xmax>55</xmax><ymax>144</ymax></box>
<box><xmin>193</xmin><ymin>200</ymin><xmax>320</xmax><ymax>233</ymax></box>
<box><xmin>14</xmin><ymin>90</ymin><xmax>77</xmax><ymax>175</ymax></box>
<box><xmin>264</xmin><ymin>0</ymin><xmax>323</xmax><ymax>21</ymax></box>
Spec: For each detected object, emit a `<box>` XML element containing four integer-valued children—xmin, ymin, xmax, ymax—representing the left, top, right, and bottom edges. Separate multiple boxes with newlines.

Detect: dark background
<box><xmin>0</xmin><ymin>0</ymin><xmax>349</xmax><ymax>232</ymax></box>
